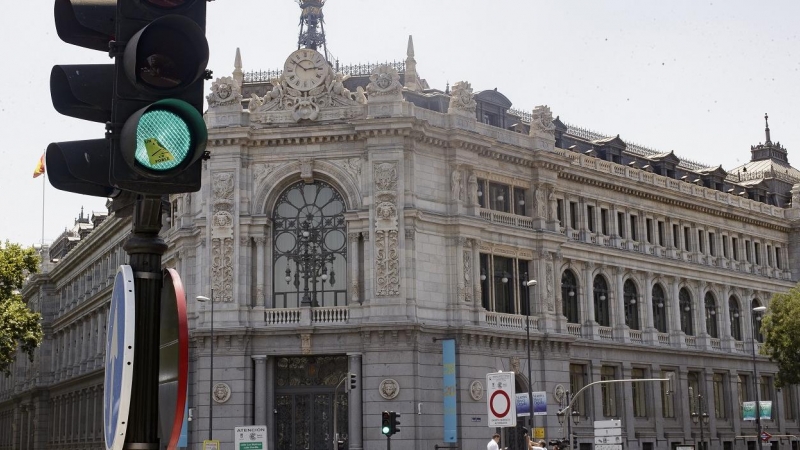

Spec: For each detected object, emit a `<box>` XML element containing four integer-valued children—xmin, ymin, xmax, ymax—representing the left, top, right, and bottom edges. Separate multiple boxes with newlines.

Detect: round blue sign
<box><xmin>104</xmin><ymin>265</ymin><xmax>136</xmax><ymax>450</ymax></box>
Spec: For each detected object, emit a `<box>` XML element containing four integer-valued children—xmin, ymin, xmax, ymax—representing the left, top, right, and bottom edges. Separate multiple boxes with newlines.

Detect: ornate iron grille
<box><xmin>273</xmin><ymin>181</ymin><xmax>347</xmax><ymax>308</ymax></box>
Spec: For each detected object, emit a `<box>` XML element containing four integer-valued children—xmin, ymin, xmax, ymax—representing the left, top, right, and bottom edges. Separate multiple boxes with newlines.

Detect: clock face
<box><xmin>283</xmin><ymin>49</ymin><xmax>330</xmax><ymax>91</ymax></box>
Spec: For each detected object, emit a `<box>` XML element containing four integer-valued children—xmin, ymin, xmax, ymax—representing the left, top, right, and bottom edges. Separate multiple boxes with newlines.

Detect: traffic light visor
<box><xmin>123</xmin><ymin>15</ymin><xmax>209</xmax><ymax>93</ymax></box>
<box><xmin>120</xmin><ymin>98</ymin><xmax>207</xmax><ymax>177</ymax></box>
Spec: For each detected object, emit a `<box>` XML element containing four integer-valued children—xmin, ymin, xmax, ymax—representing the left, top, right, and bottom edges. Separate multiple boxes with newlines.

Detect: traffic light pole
<box><xmin>123</xmin><ymin>195</ymin><xmax>167</xmax><ymax>448</ymax></box>
<box><xmin>386</xmin><ymin>435</ymin><xmax>391</xmax><ymax>450</ymax></box>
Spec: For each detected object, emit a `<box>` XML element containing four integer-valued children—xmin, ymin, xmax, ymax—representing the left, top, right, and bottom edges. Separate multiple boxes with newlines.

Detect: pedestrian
<box><xmin>539</xmin><ymin>440</ymin><xmax>548</xmax><ymax>450</ymax></box>
<box><xmin>487</xmin><ymin>433</ymin><xmax>501</xmax><ymax>450</ymax></box>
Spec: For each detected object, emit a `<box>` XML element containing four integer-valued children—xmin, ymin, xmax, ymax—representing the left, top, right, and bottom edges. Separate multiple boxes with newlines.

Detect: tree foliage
<box><xmin>760</xmin><ymin>285</ymin><xmax>800</xmax><ymax>388</ymax></box>
<box><xmin>0</xmin><ymin>241</ymin><xmax>43</xmax><ymax>376</ymax></box>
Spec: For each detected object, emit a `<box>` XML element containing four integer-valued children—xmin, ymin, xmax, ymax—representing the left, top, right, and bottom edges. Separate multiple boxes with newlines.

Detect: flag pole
<box><xmin>41</xmin><ymin>172</ymin><xmax>46</xmax><ymax>247</ymax></box>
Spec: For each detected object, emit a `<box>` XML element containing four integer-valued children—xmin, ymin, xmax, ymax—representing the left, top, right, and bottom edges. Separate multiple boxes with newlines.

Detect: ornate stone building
<box><xmin>4</xmin><ymin>7</ymin><xmax>800</xmax><ymax>450</ymax></box>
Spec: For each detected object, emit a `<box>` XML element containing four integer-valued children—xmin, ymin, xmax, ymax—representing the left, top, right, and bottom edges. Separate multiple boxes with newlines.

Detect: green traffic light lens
<box><xmin>134</xmin><ymin>108</ymin><xmax>192</xmax><ymax>171</ymax></box>
<box><xmin>382</xmin><ymin>426</ymin><xmax>390</xmax><ymax>434</ymax></box>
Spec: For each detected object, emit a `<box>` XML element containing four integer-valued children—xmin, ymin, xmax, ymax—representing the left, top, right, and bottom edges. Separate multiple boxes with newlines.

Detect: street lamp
<box><xmin>524</xmin><ymin>278</ymin><xmax>537</xmax><ymax>438</ymax></box>
<box><xmin>690</xmin><ymin>394</ymin><xmax>710</xmax><ymax>450</ymax></box>
<box><xmin>557</xmin><ymin>391</ymin><xmax>580</xmax><ymax>450</ymax></box>
<box><xmin>752</xmin><ymin>305</ymin><xmax>767</xmax><ymax>450</ymax></box>
<box><xmin>196</xmin><ymin>294</ymin><xmax>214</xmax><ymax>441</ymax></box>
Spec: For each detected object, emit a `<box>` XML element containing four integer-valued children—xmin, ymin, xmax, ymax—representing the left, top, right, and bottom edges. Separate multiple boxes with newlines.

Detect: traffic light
<box><xmin>48</xmin><ymin>0</ymin><xmax>209</xmax><ymax>197</ymax></box>
<box><xmin>47</xmin><ymin>0</ymin><xmax>118</xmax><ymax>198</ymax></box>
<box><xmin>390</xmin><ymin>411</ymin><xmax>401</xmax><ymax>435</ymax></box>
<box><xmin>348</xmin><ymin>372</ymin><xmax>357</xmax><ymax>392</ymax></box>
<box><xmin>381</xmin><ymin>411</ymin><xmax>391</xmax><ymax>436</ymax></box>
<box><xmin>110</xmin><ymin>0</ymin><xmax>210</xmax><ymax>194</ymax></box>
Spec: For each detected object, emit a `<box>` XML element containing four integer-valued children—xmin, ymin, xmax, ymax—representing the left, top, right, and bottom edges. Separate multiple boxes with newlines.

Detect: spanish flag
<box><xmin>33</xmin><ymin>154</ymin><xmax>45</xmax><ymax>178</ymax></box>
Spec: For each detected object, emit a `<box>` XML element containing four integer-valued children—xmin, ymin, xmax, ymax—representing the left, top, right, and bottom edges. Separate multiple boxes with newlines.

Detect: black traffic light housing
<box><xmin>390</xmin><ymin>411</ymin><xmax>401</xmax><ymax>436</ymax></box>
<box><xmin>47</xmin><ymin>0</ymin><xmax>209</xmax><ymax>198</ymax></box>
<box><xmin>110</xmin><ymin>0</ymin><xmax>210</xmax><ymax>194</ymax></box>
<box><xmin>381</xmin><ymin>411</ymin><xmax>391</xmax><ymax>436</ymax></box>
<box><xmin>348</xmin><ymin>372</ymin><xmax>357</xmax><ymax>392</ymax></box>
<box><xmin>47</xmin><ymin>0</ymin><xmax>118</xmax><ymax>198</ymax></box>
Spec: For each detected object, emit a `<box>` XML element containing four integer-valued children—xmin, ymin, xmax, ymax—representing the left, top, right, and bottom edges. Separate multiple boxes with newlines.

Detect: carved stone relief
<box><xmin>374</xmin><ymin>162</ymin><xmax>400</xmax><ymax>297</ymax></box>
<box><xmin>379</xmin><ymin>379</ymin><xmax>400</xmax><ymax>400</ymax></box>
<box><xmin>206</xmin><ymin>76</ymin><xmax>243</xmax><ymax>108</ymax></box>
<box><xmin>463</xmin><ymin>249</ymin><xmax>473</xmax><ymax>302</ymax></box>
<box><xmin>365</xmin><ymin>64</ymin><xmax>403</xmax><ymax>101</ymax></box>
<box><xmin>447</xmin><ymin>81</ymin><xmax>477</xmax><ymax>118</ymax></box>
<box><xmin>545</xmin><ymin>254</ymin><xmax>555</xmax><ymax>312</ymax></box>
<box><xmin>211</xmin><ymin>172</ymin><xmax>235</xmax><ymax>303</ymax></box>
<box><xmin>330</xmin><ymin>158</ymin><xmax>363</xmax><ymax>187</ymax></box>
<box><xmin>530</xmin><ymin>105</ymin><xmax>556</xmax><ymax>138</ymax></box>
<box><xmin>451</xmin><ymin>165</ymin><xmax>463</xmax><ymax>202</ymax></box>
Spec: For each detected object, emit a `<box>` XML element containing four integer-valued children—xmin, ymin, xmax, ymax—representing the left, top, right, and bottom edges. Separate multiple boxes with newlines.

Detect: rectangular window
<box><xmin>587</xmin><ymin>205</ymin><xmax>595</xmax><ymax>232</ymax></box>
<box><xmin>601</xmin><ymin>209</ymin><xmax>609</xmax><ymax>235</ymax></box>
<box><xmin>557</xmin><ymin>199</ymin><xmax>564</xmax><ymax>223</ymax></box>
<box><xmin>658</xmin><ymin>221</ymin><xmax>665</xmax><ymax>246</ymax></box>
<box><xmin>617</xmin><ymin>212</ymin><xmax>626</xmax><ymax>239</ymax></box>
<box><xmin>632</xmin><ymin>368</ymin><xmax>647</xmax><ymax>417</ymax></box>
<box><xmin>673</xmin><ymin>224</ymin><xmax>680</xmax><ymax>248</ymax></box>
<box><xmin>646</xmin><ymin>218</ymin><xmax>653</xmax><ymax>244</ymax></box>
<box><xmin>684</xmin><ymin>226</ymin><xmax>691</xmax><ymax>251</ymax></box>
<box><xmin>738</xmin><ymin>375</ymin><xmax>749</xmax><ymax>419</ymax></box>
<box><xmin>709</xmin><ymin>233</ymin><xmax>716</xmax><ymax>256</ymax></box>
<box><xmin>569</xmin><ymin>201</ymin><xmax>578</xmax><ymax>229</ymax></box>
<box><xmin>713</xmin><ymin>373</ymin><xmax>726</xmax><ymax>419</ymax></box>
<box><xmin>601</xmin><ymin>366</ymin><xmax>618</xmax><ymax>417</ymax></box>
<box><xmin>754</xmin><ymin>242</ymin><xmax>761</xmax><ymax>265</ymax></box>
<box><xmin>722</xmin><ymin>235</ymin><xmax>729</xmax><ymax>258</ymax></box>
<box><xmin>570</xmin><ymin>364</ymin><xmax>587</xmax><ymax>418</ymax></box>
<box><xmin>630</xmin><ymin>216</ymin><xmax>638</xmax><ymax>241</ymax></box>
<box><xmin>489</xmin><ymin>182</ymin><xmax>510</xmax><ymax>213</ymax></box>
<box><xmin>698</xmin><ymin>230</ymin><xmax>705</xmax><ymax>253</ymax></box>
<box><xmin>767</xmin><ymin>245</ymin><xmax>773</xmax><ymax>267</ymax></box>
<box><xmin>688</xmin><ymin>372</ymin><xmax>701</xmax><ymax>410</ymax></box>
<box><xmin>784</xmin><ymin>386</ymin><xmax>796</xmax><ymax>420</ymax></box>
<box><xmin>732</xmin><ymin>238</ymin><xmax>739</xmax><ymax>260</ymax></box>
<box><xmin>776</xmin><ymin>247</ymin><xmax>782</xmax><ymax>269</ymax></box>
<box><xmin>661</xmin><ymin>370</ymin><xmax>676</xmax><ymax>418</ymax></box>
<box><xmin>745</xmin><ymin>240</ymin><xmax>752</xmax><ymax>262</ymax></box>
<box><xmin>514</xmin><ymin>187</ymin><xmax>527</xmax><ymax>216</ymax></box>
<box><xmin>760</xmin><ymin>376</ymin><xmax>772</xmax><ymax>402</ymax></box>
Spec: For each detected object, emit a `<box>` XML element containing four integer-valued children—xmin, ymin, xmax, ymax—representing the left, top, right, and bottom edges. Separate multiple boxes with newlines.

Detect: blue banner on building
<box><xmin>442</xmin><ymin>339</ymin><xmax>457</xmax><ymax>442</ymax></box>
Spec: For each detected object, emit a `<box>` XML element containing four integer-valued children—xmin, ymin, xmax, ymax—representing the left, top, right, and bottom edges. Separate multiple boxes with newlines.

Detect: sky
<box><xmin>1</xmin><ymin>0</ymin><xmax>798</xmax><ymax>247</ymax></box>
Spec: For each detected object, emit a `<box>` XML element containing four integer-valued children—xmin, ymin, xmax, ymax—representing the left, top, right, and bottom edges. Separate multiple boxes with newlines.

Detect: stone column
<box><xmin>252</xmin><ymin>355</ymin><xmax>267</xmax><ymax>426</ymax></box>
<box><xmin>703</xmin><ymin>369</ymin><xmax>717</xmax><ymax>448</ymax></box>
<box><xmin>590</xmin><ymin>361</ymin><xmax>604</xmax><ymax>420</ymax></box>
<box><xmin>254</xmin><ymin>237</ymin><xmax>266</xmax><ymax>307</ymax></box>
<box><xmin>670</xmin><ymin>278</ymin><xmax>686</xmax><ymax>347</ymax></box>
<box><xmin>348</xmin><ymin>232</ymin><xmax>361</xmax><ymax>304</ymax></box>
<box><xmin>266</xmin><ymin>356</ymin><xmax>276</xmax><ymax>450</ymax></box>
<box><xmin>727</xmin><ymin>369</ymin><xmax>741</xmax><ymax>439</ymax></box>
<box><xmin>720</xmin><ymin>286</ymin><xmax>735</xmax><ymax>351</ymax></box>
<box><xmin>643</xmin><ymin>272</ymin><xmax>658</xmax><ymax>344</ymax></box>
<box><xmin>582</xmin><ymin>262</ymin><xmax>598</xmax><ymax>338</ymax></box>
<box><xmin>348</xmin><ymin>353</ymin><xmax>363</xmax><ymax>450</ymax></box>
<box><xmin>678</xmin><ymin>367</ymin><xmax>692</xmax><ymax>442</ymax></box>
<box><xmin>612</xmin><ymin>267</ymin><xmax>628</xmax><ymax>341</ymax></box>
<box><xmin>621</xmin><ymin>363</ymin><xmax>636</xmax><ymax>448</ymax></box>
<box><xmin>650</xmin><ymin>364</ymin><xmax>665</xmax><ymax>442</ymax></box>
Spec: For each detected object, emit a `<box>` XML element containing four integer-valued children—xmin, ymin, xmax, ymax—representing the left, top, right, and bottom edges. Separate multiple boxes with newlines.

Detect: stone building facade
<box><xmin>3</xmin><ymin>35</ymin><xmax>800</xmax><ymax>450</ymax></box>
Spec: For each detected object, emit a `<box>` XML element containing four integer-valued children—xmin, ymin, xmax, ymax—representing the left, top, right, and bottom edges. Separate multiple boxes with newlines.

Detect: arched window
<box><xmin>752</xmin><ymin>299</ymin><xmax>764</xmax><ymax>342</ymax></box>
<box><xmin>652</xmin><ymin>284</ymin><xmax>667</xmax><ymax>333</ymax></box>
<box><xmin>705</xmin><ymin>292</ymin><xmax>718</xmax><ymax>338</ymax></box>
<box><xmin>623</xmin><ymin>280</ymin><xmax>640</xmax><ymax>330</ymax></box>
<box><xmin>593</xmin><ymin>275</ymin><xmax>610</xmax><ymax>327</ymax></box>
<box><xmin>729</xmin><ymin>297</ymin><xmax>742</xmax><ymax>341</ymax></box>
<box><xmin>272</xmin><ymin>180</ymin><xmax>347</xmax><ymax>308</ymax></box>
<box><xmin>679</xmin><ymin>288</ymin><xmax>694</xmax><ymax>335</ymax></box>
<box><xmin>561</xmin><ymin>270</ymin><xmax>579</xmax><ymax>324</ymax></box>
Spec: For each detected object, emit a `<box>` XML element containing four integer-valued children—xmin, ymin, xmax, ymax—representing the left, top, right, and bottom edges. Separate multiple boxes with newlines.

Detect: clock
<box><xmin>283</xmin><ymin>49</ymin><xmax>330</xmax><ymax>91</ymax></box>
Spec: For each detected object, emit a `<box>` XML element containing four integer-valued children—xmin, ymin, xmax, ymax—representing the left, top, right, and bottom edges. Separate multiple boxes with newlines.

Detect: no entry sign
<box><xmin>486</xmin><ymin>372</ymin><xmax>516</xmax><ymax>427</ymax></box>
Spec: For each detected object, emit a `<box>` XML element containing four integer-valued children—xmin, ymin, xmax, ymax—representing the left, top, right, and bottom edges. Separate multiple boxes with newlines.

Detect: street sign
<box><xmin>595</xmin><ymin>427</ymin><xmax>622</xmax><ymax>436</ymax></box>
<box><xmin>235</xmin><ymin>425</ymin><xmax>269</xmax><ymax>450</ymax></box>
<box><xmin>595</xmin><ymin>436</ymin><xmax>623</xmax><ymax>445</ymax></box>
<box><xmin>103</xmin><ymin>265</ymin><xmax>136</xmax><ymax>450</ymax></box>
<box><xmin>761</xmin><ymin>431</ymin><xmax>773</xmax><ymax>442</ymax></box>
<box><xmin>203</xmin><ymin>440</ymin><xmax>220</xmax><ymax>450</ymax></box>
<box><xmin>594</xmin><ymin>419</ymin><xmax>622</xmax><ymax>428</ymax></box>
<box><xmin>158</xmin><ymin>268</ymin><xmax>190</xmax><ymax>450</ymax></box>
<box><xmin>487</xmin><ymin>372</ymin><xmax>516</xmax><ymax>427</ymax></box>
<box><xmin>596</xmin><ymin>445</ymin><xmax>623</xmax><ymax>450</ymax></box>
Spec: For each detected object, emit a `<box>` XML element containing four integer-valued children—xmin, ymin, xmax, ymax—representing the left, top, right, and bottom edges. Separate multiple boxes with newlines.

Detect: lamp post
<box><xmin>690</xmin><ymin>394</ymin><xmax>710</xmax><ymax>450</ymax></box>
<box><xmin>524</xmin><ymin>278</ymin><xmax>538</xmax><ymax>438</ymax></box>
<box><xmin>752</xmin><ymin>305</ymin><xmax>767</xmax><ymax>450</ymax></box>
<box><xmin>557</xmin><ymin>391</ymin><xmax>580</xmax><ymax>450</ymax></box>
<box><xmin>196</xmin><ymin>294</ymin><xmax>214</xmax><ymax>441</ymax></box>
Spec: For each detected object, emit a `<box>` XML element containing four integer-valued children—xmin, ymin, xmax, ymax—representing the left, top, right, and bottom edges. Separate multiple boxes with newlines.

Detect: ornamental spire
<box><xmin>764</xmin><ymin>113</ymin><xmax>772</xmax><ymax>145</ymax></box>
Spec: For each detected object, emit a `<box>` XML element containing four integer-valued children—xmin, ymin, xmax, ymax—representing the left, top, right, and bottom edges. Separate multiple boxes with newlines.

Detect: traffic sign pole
<box><xmin>124</xmin><ymin>196</ymin><xmax>168</xmax><ymax>447</ymax></box>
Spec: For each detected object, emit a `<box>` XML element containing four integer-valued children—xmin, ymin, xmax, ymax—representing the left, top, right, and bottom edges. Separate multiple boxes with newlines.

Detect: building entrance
<box><xmin>275</xmin><ymin>356</ymin><xmax>349</xmax><ymax>450</ymax></box>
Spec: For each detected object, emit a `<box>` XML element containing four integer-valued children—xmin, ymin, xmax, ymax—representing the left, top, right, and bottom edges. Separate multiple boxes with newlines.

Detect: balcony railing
<box><xmin>685</xmin><ymin>335</ymin><xmax>697</xmax><ymax>347</ymax></box>
<box><xmin>567</xmin><ymin>323</ymin><xmax>582</xmax><ymax>337</ymax></box>
<box><xmin>264</xmin><ymin>306</ymin><xmax>349</xmax><ymax>325</ymax></box>
<box><xmin>629</xmin><ymin>329</ymin><xmax>643</xmax><ymax>343</ymax></box>
<box><xmin>657</xmin><ymin>333</ymin><xmax>670</xmax><ymax>345</ymax></box>
<box><xmin>479</xmin><ymin>209</ymin><xmax>534</xmax><ymax>230</ymax></box>
<box><xmin>599</xmin><ymin>327</ymin><xmax>613</xmax><ymax>340</ymax></box>
<box><xmin>485</xmin><ymin>312</ymin><xmax>539</xmax><ymax>332</ymax></box>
